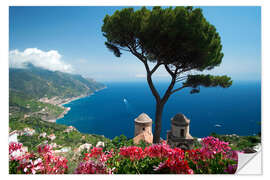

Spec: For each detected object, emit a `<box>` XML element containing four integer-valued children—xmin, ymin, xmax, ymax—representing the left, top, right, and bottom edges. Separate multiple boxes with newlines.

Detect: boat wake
<box><xmin>123</xmin><ymin>98</ymin><xmax>136</xmax><ymax>116</ymax></box>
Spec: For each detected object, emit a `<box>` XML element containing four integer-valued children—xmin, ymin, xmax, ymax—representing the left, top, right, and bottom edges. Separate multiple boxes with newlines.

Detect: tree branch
<box><xmin>144</xmin><ymin>62</ymin><xmax>161</xmax><ymax>102</ymax></box>
<box><xmin>150</xmin><ymin>62</ymin><xmax>162</xmax><ymax>75</ymax></box>
<box><xmin>118</xmin><ymin>47</ymin><xmax>130</xmax><ymax>52</ymax></box>
<box><xmin>178</xmin><ymin>67</ymin><xmax>194</xmax><ymax>74</ymax></box>
<box><xmin>161</xmin><ymin>71</ymin><xmax>177</xmax><ymax>104</ymax></box>
<box><xmin>164</xmin><ymin>64</ymin><xmax>175</xmax><ymax>77</ymax></box>
<box><xmin>170</xmin><ymin>85</ymin><xmax>188</xmax><ymax>94</ymax></box>
<box><xmin>127</xmin><ymin>45</ymin><xmax>146</xmax><ymax>63</ymax></box>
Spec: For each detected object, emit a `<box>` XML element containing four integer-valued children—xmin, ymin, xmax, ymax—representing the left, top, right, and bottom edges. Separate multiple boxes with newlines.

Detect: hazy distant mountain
<box><xmin>9</xmin><ymin>65</ymin><xmax>105</xmax><ymax>99</ymax></box>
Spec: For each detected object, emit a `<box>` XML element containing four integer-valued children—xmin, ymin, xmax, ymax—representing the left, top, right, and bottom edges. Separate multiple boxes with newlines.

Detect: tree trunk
<box><xmin>153</xmin><ymin>102</ymin><xmax>164</xmax><ymax>143</ymax></box>
<box><xmin>144</xmin><ymin>64</ymin><xmax>175</xmax><ymax>144</ymax></box>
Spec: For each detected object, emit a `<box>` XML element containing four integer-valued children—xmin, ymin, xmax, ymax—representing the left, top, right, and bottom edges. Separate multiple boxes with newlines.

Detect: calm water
<box><xmin>56</xmin><ymin>81</ymin><xmax>261</xmax><ymax>139</ymax></box>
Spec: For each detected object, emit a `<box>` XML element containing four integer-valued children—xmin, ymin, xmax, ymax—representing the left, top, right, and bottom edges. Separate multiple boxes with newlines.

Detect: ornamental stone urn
<box><xmin>167</xmin><ymin>113</ymin><xmax>194</xmax><ymax>150</ymax></box>
<box><xmin>133</xmin><ymin>113</ymin><xmax>153</xmax><ymax>144</ymax></box>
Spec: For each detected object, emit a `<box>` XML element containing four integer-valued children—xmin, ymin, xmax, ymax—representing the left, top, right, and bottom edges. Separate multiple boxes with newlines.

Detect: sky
<box><xmin>9</xmin><ymin>6</ymin><xmax>261</xmax><ymax>82</ymax></box>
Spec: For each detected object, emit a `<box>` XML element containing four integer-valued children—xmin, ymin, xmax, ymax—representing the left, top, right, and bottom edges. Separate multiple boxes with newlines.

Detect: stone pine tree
<box><xmin>102</xmin><ymin>6</ymin><xmax>232</xmax><ymax>143</ymax></box>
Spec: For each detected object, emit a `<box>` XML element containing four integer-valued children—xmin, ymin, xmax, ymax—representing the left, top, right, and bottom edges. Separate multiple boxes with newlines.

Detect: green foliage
<box><xmin>9</xmin><ymin>161</ymin><xmax>23</xmax><ymax>174</ymax></box>
<box><xmin>18</xmin><ymin>135</ymin><xmax>41</xmax><ymax>152</ymax></box>
<box><xmin>60</xmin><ymin>151</ymin><xmax>83</xmax><ymax>174</ymax></box>
<box><xmin>54</xmin><ymin>131</ymin><xmax>110</xmax><ymax>149</ymax></box>
<box><xmin>102</xmin><ymin>6</ymin><xmax>224</xmax><ymax>71</ymax></box>
<box><xmin>136</xmin><ymin>140</ymin><xmax>151</xmax><ymax>149</ymax></box>
<box><xmin>104</xmin><ymin>134</ymin><xmax>151</xmax><ymax>151</ymax></box>
<box><xmin>107</xmin><ymin>155</ymin><xmax>163</xmax><ymax>174</ymax></box>
<box><xmin>184</xmin><ymin>74</ymin><xmax>232</xmax><ymax>88</ymax></box>
<box><xmin>183</xmin><ymin>74</ymin><xmax>232</xmax><ymax>93</ymax></box>
<box><xmin>105</xmin><ymin>42</ymin><xmax>121</xmax><ymax>57</ymax></box>
<box><xmin>192</xmin><ymin>138</ymin><xmax>202</xmax><ymax>149</ymax></box>
<box><xmin>187</xmin><ymin>153</ymin><xmax>236</xmax><ymax>174</ymax></box>
<box><xmin>105</xmin><ymin>134</ymin><xmax>133</xmax><ymax>151</ymax></box>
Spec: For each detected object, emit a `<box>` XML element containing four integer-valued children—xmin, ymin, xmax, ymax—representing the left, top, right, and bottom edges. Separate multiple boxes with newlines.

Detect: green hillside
<box><xmin>9</xmin><ymin>90</ymin><xmax>65</xmax><ymax>120</ymax></box>
<box><xmin>9</xmin><ymin>65</ymin><xmax>105</xmax><ymax>121</ymax></box>
<box><xmin>9</xmin><ymin>66</ymin><xmax>105</xmax><ymax>99</ymax></box>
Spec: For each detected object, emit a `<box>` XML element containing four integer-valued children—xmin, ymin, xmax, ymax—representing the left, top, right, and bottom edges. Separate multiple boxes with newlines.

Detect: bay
<box><xmin>56</xmin><ymin>81</ymin><xmax>261</xmax><ymax>139</ymax></box>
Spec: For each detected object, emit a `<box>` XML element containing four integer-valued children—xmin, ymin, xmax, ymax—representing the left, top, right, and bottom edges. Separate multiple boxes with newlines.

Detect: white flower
<box><xmin>11</xmin><ymin>149</ymin><xmax>24</xmax><ymax>159</ymax></box>
<box><xmin>34</xmin><ymin>158</ymin><xmax>42</xmax><ymax>165</ymax></box>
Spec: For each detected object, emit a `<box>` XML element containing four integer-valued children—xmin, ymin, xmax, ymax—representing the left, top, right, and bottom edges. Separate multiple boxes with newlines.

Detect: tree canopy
<box><xmin>102</xmin><ymin>6</ymin><xmax>231</xmax><ymax>94</ymax></box>
<box><xmin>102</xmin><ymin>6</ymin><xmax>232</xmax><ymax>143</ymax></box>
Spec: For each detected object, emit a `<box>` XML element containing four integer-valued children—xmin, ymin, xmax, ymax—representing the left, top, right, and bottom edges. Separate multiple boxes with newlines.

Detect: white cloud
<box><xmin>9</xmin><ymin>48</ymin><xmax>73</xmax><ymax>73</ymax></box>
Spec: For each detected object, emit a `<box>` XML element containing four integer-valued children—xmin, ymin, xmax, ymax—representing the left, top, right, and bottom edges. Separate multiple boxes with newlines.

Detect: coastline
<box><xmin>43</xmin><ymin>86</ymin><xmax>107</xmax><ymax>123</ymax></box>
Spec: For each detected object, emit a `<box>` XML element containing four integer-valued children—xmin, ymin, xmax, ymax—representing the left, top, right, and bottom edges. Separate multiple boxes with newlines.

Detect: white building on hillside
<box><xmin>23</xmin><ymin>127</ymin><xmax>35</xmax><ymax>136</ymax></box>
<box><xmin>9</xmin><ymin>130</ymin><xmax>18</xmax><ymax>143</ymax></box>
<box><xmin>48</xmin><ymin>134</ymin><xmax>56</xmax><ymax>141</ymax></box>
<box><xmin>64</xmin><ymin>126</ymin><xmax>77</xmax><ymax>133</ymax></box>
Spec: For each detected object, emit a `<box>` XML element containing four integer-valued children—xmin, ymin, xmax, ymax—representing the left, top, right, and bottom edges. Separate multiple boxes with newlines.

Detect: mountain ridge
<box><xmin>9</xmin><ymin>65</ymin><xmax>105</xmax><ymax>99</ymax></box>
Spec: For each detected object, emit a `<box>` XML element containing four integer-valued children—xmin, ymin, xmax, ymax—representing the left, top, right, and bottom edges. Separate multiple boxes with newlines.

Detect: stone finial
<box><xmin>171</xmin><ymin>113</ymin><xmax>190</xmax><ymax>126</ymax></box>
<box><xmin>135</xmin><ymin>113</ymin><xmax>152</xmax><ymax>123</ymax></box>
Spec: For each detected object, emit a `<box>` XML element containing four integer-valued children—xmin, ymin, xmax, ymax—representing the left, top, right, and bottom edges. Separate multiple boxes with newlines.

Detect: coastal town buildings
<box><xmin>96</xmin><ymin>141</ymin><xmax>105</xmax><ymax>148</ymax></box>
<box><xmin>9</xmin><ymin>130</ymin><xmax>18</xmax><ymax>143</ymax></box>
<box><xmin>49</xmin><ymin>143</ymin><xmax>59</xmax><ymax>148</ymax></box>
<box><xmin>23</xmin><ymin>127</ymin><xmax>35</xmax><ymax>136</ymax></box>
<box><xmin>39</xmin><ymin>132</ymin><xmax>47</xmax><ymax>138</ymax></box>
<box><xmin>48</xmin><ymin>134</ymin><xmax>56</xmax><ymax>141</ymax></box>
<box><xmin>24</xmin><ymin>114</ymin><xmax>30</xmax><ymax>119</ymax></box>
<box><xmin>64</xmin><ymin>126</ymin><xmax>77</xmax><ymax>133</ymax></box>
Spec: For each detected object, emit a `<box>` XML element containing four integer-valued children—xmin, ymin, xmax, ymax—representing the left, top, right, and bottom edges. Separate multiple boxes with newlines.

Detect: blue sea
<box><xmin>56</xmin><ymin>81</ymin><xmax>261</xmax><ymax>139</ymax></box>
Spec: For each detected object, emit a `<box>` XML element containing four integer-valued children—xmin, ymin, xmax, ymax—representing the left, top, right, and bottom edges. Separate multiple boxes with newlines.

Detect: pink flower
<box><xmin>38</xmin><ymin>144</ymin><xmax>53</xmax><ymax>154</ymax></box>
<box><xmin>75</xmin><ymin>160</ymin><xmax>110</xmax><ymax>174</ymax></box>
<box><xmin>224</xmin><ymin>164</ymin><xmax>237</xmax><ymax>174</ymax></box>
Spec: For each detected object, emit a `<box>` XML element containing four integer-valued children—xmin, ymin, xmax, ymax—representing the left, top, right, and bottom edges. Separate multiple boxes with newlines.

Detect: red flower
<box><xmin>119</xmin><ymin>146</ymin><xmax>145</xmax><ymax>161</ymax></box>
